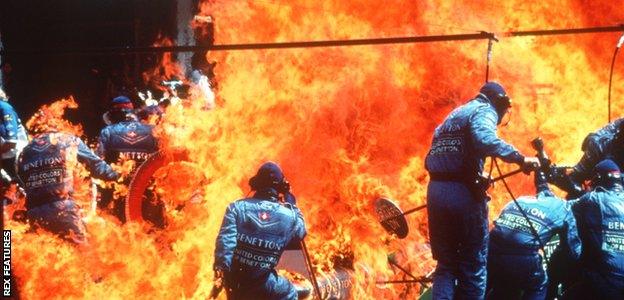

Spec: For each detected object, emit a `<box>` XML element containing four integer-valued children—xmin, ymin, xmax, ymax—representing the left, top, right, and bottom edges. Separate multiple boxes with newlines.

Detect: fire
<box><xmin>22</xmin><ymin>97</ymin><xmax>95</xmax><ymax>210</ymax></box>
<box><xmin>25</xmin><ymin>96</ymin><xmax>83</xmax><ymax>137</ymax></box>
<box><xmin>142</xmin><ymin>35</ymin><xmax>185</xmax><ymax>86</ymax></box>
<box><xmin>5</xmin><ymin>1</ymin><xmax>624</xmax><ymax>299</ymax></box>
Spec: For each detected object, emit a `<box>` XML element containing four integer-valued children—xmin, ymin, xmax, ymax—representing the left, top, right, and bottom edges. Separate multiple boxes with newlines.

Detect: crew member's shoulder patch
<box><xmin>259</xmin><ymin>211</ymin><xmax>271</xmax><ymax>222</ymax></box>
<box><xmin>31</xmin><ymin>137</ymin><xmax>51</xmax><ymax>152</ymax></box>
<box><xmin>126</xmin><ymin>130</ymin><xmax>137</xmax><ymax>138</ymax></box>
<box><xmin>119</xmin><ymin>130</ymin><xmax>147</xmax><ymax>144</ymax></box>
<box><xmin>247</xmin><ymin>210</ymin><xmax>281</xmax><ymax>228</ymax></box>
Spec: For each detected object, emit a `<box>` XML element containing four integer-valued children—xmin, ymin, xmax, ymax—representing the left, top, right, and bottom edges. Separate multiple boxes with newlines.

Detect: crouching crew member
<box><xmin>487</xmin><ymin>169</ymin><xmax>581</xmax><ymax>299</ymax></box>
<box><xmin>568</xmin><ymin>159</ymin><xmax>624</xmax><ymax>299</ymax></box>
<box><xmin>213</xmin><ymin>162</ymin><xmax>306</xmax><ymax>300</ymax></box>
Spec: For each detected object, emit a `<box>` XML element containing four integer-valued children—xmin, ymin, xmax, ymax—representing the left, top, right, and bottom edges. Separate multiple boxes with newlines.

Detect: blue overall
<box><xmin>570</xmin><ymin>185</ymin><xmax>624</xmax><ymax>299</ymax></box>
<box><xmin>96</xmin><ymin>120</ymin><xmax>157</xmax><ymax>164</ymax></box>
<box><xmin>17</xmin><ymin>132</ymin><xmax>118</xmax><ymax>243</ymax></box>
<box><xmin>488</xmin><ymin>186</ymin><xmax>581</xmax><ymax>300</ymax></box>
<box><xmin>573</xmin><ymin>118</ymin><xmax>624</xmax><ymax>183</ymax></box>
<box><xmin>214</xmin><ymin>190</ymin><xmax>306</xmax><ymax>300</ymax></box>
<box><xmin>425</xmin><ymin>96</ymin><xmax>524</xmax><ymax>299</ymax></box>
<box><xmin>0</xmin><ymin>101</ymin><xmax>20</xmax><ymax>147</ymax></box>
<box><xmin>0</xmin><ymin>100</ymin><xmax>27</xmax><ymax>179</ymax></box>
<box><xmin>96</xmin><ymin>120</ymin><xmax>158</xmax><ymax>223</ymax></box>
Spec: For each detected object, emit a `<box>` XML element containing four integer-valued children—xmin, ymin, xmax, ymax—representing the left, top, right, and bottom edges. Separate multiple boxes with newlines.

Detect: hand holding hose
<box><xmin>521</xmin><ymin>157</ymin><xmax>541</xmax><ymax>174</ymax></box>
<box><xmin>209</xmin><ymin>269</ymin><xmax>225</xmax><ymax>299</ymax></box>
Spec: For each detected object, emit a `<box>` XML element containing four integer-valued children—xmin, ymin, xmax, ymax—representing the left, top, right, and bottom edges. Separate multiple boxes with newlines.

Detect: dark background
<box><xmin>0</xmin><ymin>0</ymin><xmax>182</xmax><ymax>140</ymax></box>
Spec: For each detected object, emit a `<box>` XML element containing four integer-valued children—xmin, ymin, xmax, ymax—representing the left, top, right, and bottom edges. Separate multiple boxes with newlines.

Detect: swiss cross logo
<box><xmin>259</xmin><ymin>211</ymin><xmax>271</xmax><ymax>221</ymax></box>
<box><xmin>31</xmin><ymin>138</ymin><xmax>51</xmax><ymax>152</ymax></box>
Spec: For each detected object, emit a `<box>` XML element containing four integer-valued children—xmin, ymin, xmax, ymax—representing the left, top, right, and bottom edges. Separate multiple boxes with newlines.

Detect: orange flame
<box><xmin>141</xmin><ymin>35</ymin><xmax>186</xmax><ymax>90</ymax></box>
<box><xmin>6</xmin><ymin>1</ymin><xmax>624</xmax><ymax>299</ymax></box>
<box><xmin>22</xmin><ymin>97</ymin><xmax>94</xmax><ymax>210</ymax></box>
<box><xmin>25</xmin><ymin>96</ymin><xmax>83</xmax><ymax>137</ymax></box>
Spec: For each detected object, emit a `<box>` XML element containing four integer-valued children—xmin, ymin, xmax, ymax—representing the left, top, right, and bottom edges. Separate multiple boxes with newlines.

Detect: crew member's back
<box><xmin>569</xmin><ymin>159</ymin><xmax>624</xmax><ymax>299</ymax></box>
<box><xmin>96</xmin><ymin>96</ymin><xmax>158</xmax><ymax>223</ymax></box>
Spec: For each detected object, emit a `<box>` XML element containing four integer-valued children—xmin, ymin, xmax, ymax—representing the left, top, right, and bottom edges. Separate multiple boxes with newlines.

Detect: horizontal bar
<box><xmin>508</xmin><ymin>24</ymin><xmax>624</xmax><ymax>37</ymax></box>
<box><xmin>0</xmin><ymin>32</ymin><xmax>492</xmax><ymax>56</ymax></box>
<box><xmin>402</xmin><ymin>204</ymin><xmax>427</xmax><ymax>216</ymax></box>
<box><xmin>1</xmin><ymin>25</ymin><xmax>622</xmax><ymax>56</ymax></box>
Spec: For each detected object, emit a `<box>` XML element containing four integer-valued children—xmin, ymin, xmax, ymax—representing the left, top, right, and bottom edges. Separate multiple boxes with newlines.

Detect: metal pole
<box><xmin>486</xmin><ymin>38</ymin><xmax>493</xmax><ymax>82</ymax></box>
<box><xmin>1</xmin><ymin>25</ymin><xmax>623</xmax><ymax>56</ymax></box>
<box><xmin>482</xmin><ymin>32</ymin><xmax>498</xmax><ymax>82</ymax></box>
<box><xmin>400</xmin><ymin>204</ymin><xmax>427</xmax><ymax>217</ymax></box>
<box><xmin>507</xmin><ymin>24</ymin><xmax>624</xmax><ymax>37</ymax></box>
<box><xmin>0</xmin><ymin>32</ymin><xmax>492</xmax><ymax>55</ymax></box>
<box><xmin>301</xmin><ymin>240</ymin><xmax>323</xmax><ymax>300</ymax></box>
<box><xmin>388</xmin><ymin>259</ymin><xmax>420</xmax><ymax>281</ymax></box>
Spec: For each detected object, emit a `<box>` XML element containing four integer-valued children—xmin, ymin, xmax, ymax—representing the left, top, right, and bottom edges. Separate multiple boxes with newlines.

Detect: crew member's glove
<box><xmin>534</xmin><ymin>169</ymin><xmax>551</xmax><ymax>194</ymax></box>
<box><xmin>276</xmin><ymin>179</ymin><xmax>291</xmax><ymax>194</ymax></box>
<box><xmin>534</xmin><ymin>169</ymin><xmax>548</xmax><ymax>185</ymax></box>
<box><xmin>209</xmin><ymin>269</ymin><xmax>225</xmax><ymax>299</ymax></box>
<box><xmin>555</xmin><ymin>168</ymin><xmax>585</xmax><ymax>199</ymax></box>
<box><xmin>522</xmin><ymin>157</ymin><xmax>541</xmax><ymax>174</ymax></box>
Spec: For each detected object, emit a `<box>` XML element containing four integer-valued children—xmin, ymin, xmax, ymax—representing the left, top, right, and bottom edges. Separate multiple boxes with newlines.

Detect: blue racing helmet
<box><xmin>249</xmin><ymin>161</ymin><xmax>289</xmax><ymax>193</ymax></box>
<box><xmin>104</xmin><ymin>95</ymin><xmax>136</xmax><ymax>124</ymax></box>
<box><xmin>591</xmin><ymin>159</ymin><xmax>621</xmax><ymax>188</ymax></box>
<box><xmin>479</xmin><ymin>82</ymin><xmax>511</xmax><ymax>124</ymax></box>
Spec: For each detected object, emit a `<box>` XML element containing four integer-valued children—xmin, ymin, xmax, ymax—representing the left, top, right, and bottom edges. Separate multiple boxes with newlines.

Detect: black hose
<box><xmin>301</xmin><ymin>240</ymin><xmax>322</xmax><ymax>300</ymax></box>
<box><xmin>608</xmin><ymin>33</ymin><xmax>624</xmax><ymax>122</ymax></box>
<box><xmin>493</xmin><ymin>159</ymin><xmax>549</xmax><ymax>265</ymax></box>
